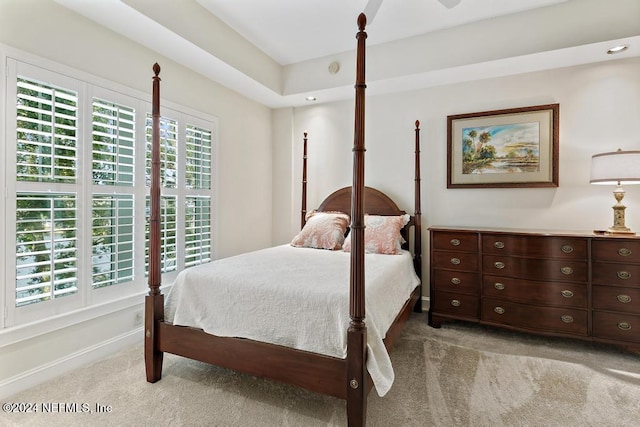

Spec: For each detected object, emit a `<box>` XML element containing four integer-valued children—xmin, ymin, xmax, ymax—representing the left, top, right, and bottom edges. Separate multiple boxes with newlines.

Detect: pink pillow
<box><xmin>291</xmin><ymin>210</ymin><xmax>350</xmax><ymax>250</ymax></box>
<box><xmin>343</xmin><ymin>214</ymin><xmax>409</xmax><ymax>255</ymax></box>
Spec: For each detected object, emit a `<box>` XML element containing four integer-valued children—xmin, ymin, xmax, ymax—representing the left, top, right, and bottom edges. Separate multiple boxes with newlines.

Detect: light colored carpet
<box><xmin>2</xmin><ymin>313</ymin><xmax>640</xmax><ymax>426</ymax></box>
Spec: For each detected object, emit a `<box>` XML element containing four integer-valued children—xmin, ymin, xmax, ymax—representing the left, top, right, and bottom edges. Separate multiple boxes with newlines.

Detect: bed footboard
<box><xmin>158</xmin><ymin>322</ymin><xmax>348</xmax><ymax>398</ymax></box>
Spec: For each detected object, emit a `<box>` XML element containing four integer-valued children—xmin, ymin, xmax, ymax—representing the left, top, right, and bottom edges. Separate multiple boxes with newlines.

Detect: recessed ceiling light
<box><xmin>305</xmin><ymin>96</ymin><xmax>317</xmax><ymax>101</ymax></box>
<box><xmin>607</xmin><ymin>45</ymin><xmax>629</xmax><ymax>54</ymax></box>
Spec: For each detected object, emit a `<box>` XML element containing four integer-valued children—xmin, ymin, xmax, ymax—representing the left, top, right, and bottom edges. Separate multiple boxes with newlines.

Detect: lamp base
<box><xmin>607</xmin><ymin>190</ymin><xmax>635</xmax><ymax>235</ymax></box>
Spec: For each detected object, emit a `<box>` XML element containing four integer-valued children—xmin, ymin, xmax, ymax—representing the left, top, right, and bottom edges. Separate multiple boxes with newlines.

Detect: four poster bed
<box><xmin>145</xmin><ymin>14</ymin><xmax>422</xmax><ymax>426</ymax></box>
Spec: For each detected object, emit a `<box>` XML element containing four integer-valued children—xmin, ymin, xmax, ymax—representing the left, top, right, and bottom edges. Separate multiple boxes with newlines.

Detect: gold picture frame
<box><xmin>447</xmin><ymin>104</ymin><xmax>559</xmax><ymax>188</ymax></box>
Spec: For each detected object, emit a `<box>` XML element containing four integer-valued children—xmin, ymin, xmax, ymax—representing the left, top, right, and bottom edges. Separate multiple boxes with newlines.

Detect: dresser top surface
<box><xmin>428</xmin><ymin>225</ymin><xmax>640</xmax><ymax>240</ymax></box>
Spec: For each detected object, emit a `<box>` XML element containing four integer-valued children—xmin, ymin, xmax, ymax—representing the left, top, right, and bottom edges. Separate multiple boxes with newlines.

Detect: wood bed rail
<box><xmin>347</xmin><ymin>12</ymin><xmax>368</xmax><ymax>427</ymax></box>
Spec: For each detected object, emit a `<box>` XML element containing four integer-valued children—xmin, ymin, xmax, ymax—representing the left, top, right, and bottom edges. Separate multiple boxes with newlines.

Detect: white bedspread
<box><xmin>165</xmin><ymin>244</ymin><xmax>420</xmax><ymax>396</ymax></box>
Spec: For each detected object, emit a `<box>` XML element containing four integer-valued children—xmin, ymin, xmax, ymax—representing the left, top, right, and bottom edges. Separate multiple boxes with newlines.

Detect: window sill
<box><xmin>0</xmin><ymin>285</ymin><xmax>170</xmax><ymax>347</ymax></box>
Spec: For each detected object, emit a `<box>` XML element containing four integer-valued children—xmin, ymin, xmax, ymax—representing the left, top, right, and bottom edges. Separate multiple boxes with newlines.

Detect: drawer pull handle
<box><xmin>451</xmin><ymin>277</ymin><xmax>461</xmax><ymax>285</ymax></box>
<box><xmin>618</xmin><ymin>248</ymin><xmax>632</xmax><ymax>257</ymax></box>
<box><xmin>618</xmin><ymin>322</ymin><xmax>632</xmax><ymax>331</ymax></box>
<box><xmin>561</xmin><ymin>315</ymin><xmax>574</xmax><ymax>323</ymax></box>
<box><xmin>561</xmin><ymin>290</ymin><xmax>574</xmax><ymax>298</ymax></box>
<box><xmin>494</xmin><ymin>282</ymin><xmax>505</xmax><ymax>290</ymax></box>
<box><xmin>617</xmin><ymin>271</ymin><xmax>631</xmax><ymax>280</ymax></box>
<box><xmin>450</xmin><ymin>239</ymin><xmax>461</xmax><ymax>246</ymax></box>
<box><xmin>561</xmin><ymin>267</ymin><xmax>573</xmax><ymax>275</ymax></box>
<box><xmin>494</xmin><ymin>306</ymin><xmax>505</xmax><ymax>315</ymax></box>
<box><xmin>494</xmin><ymin>261</ymin><xmax>505</xmax><ymax>269</ymax></box>
<box><xmin>450</xmin><ymin>258</ymin><xmax>461</xmax><ymax>265</ymax></box>
<box><xmin>494</xmin><ymin>241</ymin><xmax>505</xmax><ymax>249</ymax></box>
<box><xmin>617</xmin><ymin>294</ymin><xmax>632</xmax><ymax>303</ymax></box>
<box><xmin>451</xmin><ymin>299</ymin><xmax>461</xmax><ymax>307</ymax></box>
<box><xmin>561</xmin><ymin>245</ymin><xmax>574</xmax><ymax>254</ymax></box>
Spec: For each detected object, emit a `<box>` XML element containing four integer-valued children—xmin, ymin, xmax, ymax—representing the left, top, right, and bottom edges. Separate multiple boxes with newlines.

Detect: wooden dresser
<box><xmin>429</xmin><ymin>226</ymin><xmax>640</xmax><ymax>351</ymax></box>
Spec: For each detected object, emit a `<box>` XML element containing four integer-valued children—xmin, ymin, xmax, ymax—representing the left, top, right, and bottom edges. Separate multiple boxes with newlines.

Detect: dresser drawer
<box><xmin>592</xmin><ymin>262</ymin><xmax>640</xmax><ymax>287</ymax></box>
<box><xmin>432</xmin><ymin>251</ymin><xmax>479</xmax><ymax>272</ymax></box>
<box><xmin>433</xmin><ymin>270</ymin><xmax>479</xmax><ymax>295</ymax></box>
<box><xmin>482</xmin><ymin>275</ymin><xmax>587</xmax><ymax>308</ymax></box>
<box><xmin>482</xmin><ymin>299</ymin><xmax>588</xmax><ymax>336</ymax></box>
<box><xmin>482</xmin><ymin>234</ymin><xmax>587</xmax><ymax>259</ymax></box>
<box><xmin>431</xmin><ymin>291</ymin><xmax>479</xmax><ymax>320</ymax></box>
<box><xmin>482</xmin><ymin>255</ymin><xmax>588</xmax><ymax>282</ymax></box>
<box><xmin>592</xmin><ymin>240</ymin><xmax>640</xmax><ymax>263</ymax></box>
<box><xmin>432</xmin><ymin>231</ymin><xmax>478</xmax><ymax>253</ymax></box>
<box><xmin>593</xmin><ymin>311</ymin><xmax>640</xmax><ymax>344</ymax></box>
<box><xmin>592</xmin><ymin>285</ymin><xmax>640</xmax><ymax>314</ymax></box>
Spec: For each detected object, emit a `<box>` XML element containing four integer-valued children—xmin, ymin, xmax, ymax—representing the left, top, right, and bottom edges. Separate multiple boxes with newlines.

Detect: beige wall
<box><xmin>0</xmin><ymin>0</ymin><xmax>272</xmax><ymax>396</ymax></box>
<box><xmin>275</xmin><ymin>57</ymin><xmax>640</xmax><ymax>288</ymax></box>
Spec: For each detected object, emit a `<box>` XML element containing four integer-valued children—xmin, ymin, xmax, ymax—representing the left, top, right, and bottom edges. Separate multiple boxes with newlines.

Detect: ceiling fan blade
<box><xmin>438</xmin><ymin>0</ymin><xmax>462</xmax><ymax>9</ymax></box>
<box><xmin>363</xmin><ymin>0</ymin><xmax>383</xmax><ymax>23</ymax></box>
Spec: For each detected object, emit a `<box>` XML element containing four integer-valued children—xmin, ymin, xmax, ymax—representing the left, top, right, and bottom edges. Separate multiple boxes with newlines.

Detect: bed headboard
<box><xmin>317</xmin><ymin>186</ymin><xmax>415</xmax><ymax>250</ymax></box>
<box><xmin>318</xmin><ymin>186</ymin><xmax>406</xmax><ymax>216</ymax></box>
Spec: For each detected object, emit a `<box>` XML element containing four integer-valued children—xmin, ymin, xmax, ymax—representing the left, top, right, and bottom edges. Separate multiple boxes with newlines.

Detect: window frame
<box><xmin>1</xmin><ymin>50</ymin><xmax>217</xmax><ymax>340</ymax></box>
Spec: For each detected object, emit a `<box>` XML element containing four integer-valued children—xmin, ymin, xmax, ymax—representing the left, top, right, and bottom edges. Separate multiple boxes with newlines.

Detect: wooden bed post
<box><xmin>301</xmin><ymin>131</ymin><xmax>308</xmax><ymax>229</ymax></box>
<box><xmin>347</xmin><ymin>13</ymin><xmax>368</xmax><ymax>427</ymax></box>
<box><xmin>413</xmin><ymin>120</ymin><xmax>423</xmax><ymax>312</ymax></box>
<box><xmin>145</xmin><ymin>63</ymin><xmax>164</xmax><ymax>383</ymax></box>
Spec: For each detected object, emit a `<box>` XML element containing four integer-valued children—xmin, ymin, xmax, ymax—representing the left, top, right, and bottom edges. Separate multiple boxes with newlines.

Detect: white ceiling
<box><xmin>196</xmin><ymin>0</ymin><xmax>568</xmax><ymax>65</ymax></box>
<box><xmin>53</xmin><ymin>0</ymin><xmax>640</xmax><ymax>108</ymax></box>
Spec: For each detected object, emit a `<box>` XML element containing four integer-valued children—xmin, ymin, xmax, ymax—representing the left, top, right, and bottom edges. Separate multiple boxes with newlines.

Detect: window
<box><xmin>91</xmin><ymin>194</ymin><xmax>134</xmax><ymax>289</ymax></box>
<box><xmin>185</xmin><ymin>196</ymin><xmax>212</xmax><ymax>267</ymax></box>
<box><xmin>184</xmin><ymin>124</ymin><xmax>212</xmax><ymax>267</ymax></box>
<box><xmin>92</xmin><ymin>98</ymin><xmax>136</xmax><ymax>290</ymax></box>
<box><xmin>145</xmin><ymin>195</ymin><xmax>178</xmax><ymax>274</ymax></box>
<box><xmin>185</xmin><ymin>124</ymin><xmax>212</xmax><ymax>190</ymax></box>
<box><xmin>15</xmin><ymin>193</ymin><xmax>78</xmax><ymax>306</ymax></box>
<box><xmin>4</xmin><ymin>59</ymin><xmax>216</xmax><ymax>328</ymax></box>
<box><xmin>145</xmin><ymin>115</ymin><xmax>178</xmax><ymax>188</ymax></box>
<box><xmin>10</xmin><ymin>66</ymin><xmax>82</xmax><ymax>323</ymax></box>
<box><xmin>16</xmin><ymin>77</ymin><xmax>77</xmax><ymax>183</ymax></box>
<box><xmin>14</xmin><ymin>75</ymin><xmax>79</xmax><ymax>308</ymax></box>
<box><xmin>92</xmin><ymin>98</ymin><xmax>135</xmax><ymax>187</ymax></box>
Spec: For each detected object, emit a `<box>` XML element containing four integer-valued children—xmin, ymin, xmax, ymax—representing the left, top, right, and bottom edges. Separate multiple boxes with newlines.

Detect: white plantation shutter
<box><xmin>145</xmin><ymin>114</ymin><xmax>178</xmax><ymax>188</ymax></box>
<box><xmin>91</xmin><ymin>98</ymin><xmax>136</xmax><ymax>290</ymax></box>
<box><xmin>13</xmin><ymin>72</ymin><xmax>80</xmax><ymax>314</ymax></box>
<box><xmin>145</xmin><ymin>195</ymin><xmax>178</xmax><ymax>274</ymax></box>
<box><xmin>160</xmin><ymin>196</ymin><xmax>178</xmax><ymax>272</ymax></box>
<box><xmin>185</xmin><ymin>196</ymin><xmax>211</xmax><ymax>267</ymax></box>
<box><xmin>144</xmin><ymin>113</ymin><xmax>178</xmax><ymax>275</ymax></box>
<box><xmin>184</xmin><ymin>123</ymin><xmax>212</xmax><ymax>269</ymax></box>
<box><xmin>16</xmin><ymin>78</ymin><xmax>77</xmax><ymax>183</ymax></box>
<box><xmin>92</xmin><ymin>194</ymin><xmax>135</xmax><ymax>288</ymax></box>
<box><xmin>92</xmin><ymin>99</ymin><xmax>135</xmax><ymax>186</ymax></box>
<box><xmin>185</xmin><ymin>125</ymin><xmax>212</xmax><ymax>190</ymax></box>
<box><xmin>15</xmin><ymin>193</ymin><xmax>78</xmax><ymax>306</ymax></box>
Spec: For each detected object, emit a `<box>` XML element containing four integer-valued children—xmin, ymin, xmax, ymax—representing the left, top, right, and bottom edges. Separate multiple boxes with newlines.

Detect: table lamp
<box><xmin>590</xmin><ymin>149</ymin><xmax>640</xmax><ymax>235</ymax></box>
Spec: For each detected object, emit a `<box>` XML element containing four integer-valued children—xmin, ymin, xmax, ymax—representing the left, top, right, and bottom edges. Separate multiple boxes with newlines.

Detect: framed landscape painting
<box><xmin>447</xmin><ymin>104</ymin><xmax>559</xmax><ymax>188</ymax></box>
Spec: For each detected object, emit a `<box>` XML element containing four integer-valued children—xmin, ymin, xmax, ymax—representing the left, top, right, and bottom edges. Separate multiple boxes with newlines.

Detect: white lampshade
<box><xmin>590</xmin><ymin>150</ymin><xmax>640</xmax><ymax>185</ymax></box>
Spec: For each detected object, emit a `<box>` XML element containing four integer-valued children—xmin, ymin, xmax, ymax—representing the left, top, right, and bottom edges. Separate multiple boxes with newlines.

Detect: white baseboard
<box><xmin>0</xmin><ymin>327</ymin><xmax>143</xmax><ymax>400</ymax></box>
<box><xmin>421</xmin><ymin>296</ymin><xmax>430</xmax><ymax>312</ymax></box>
